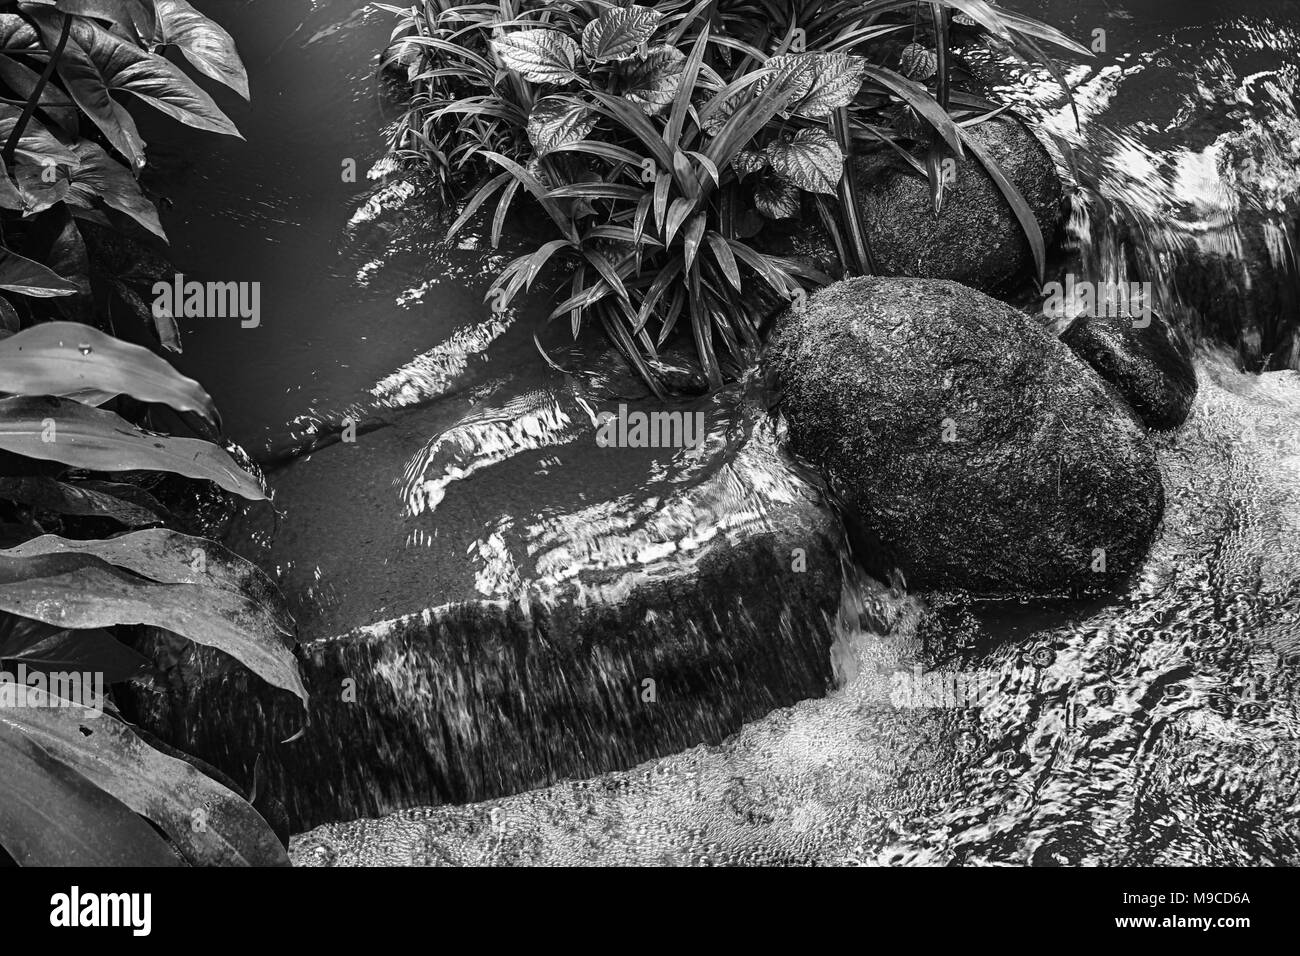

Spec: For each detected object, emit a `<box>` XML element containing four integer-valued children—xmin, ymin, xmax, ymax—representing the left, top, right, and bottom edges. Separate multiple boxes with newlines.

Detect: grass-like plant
<box><xmin>384</xmin><ymin>0</ymin><xmax>1086</xmax><ymax>393</ymax></box>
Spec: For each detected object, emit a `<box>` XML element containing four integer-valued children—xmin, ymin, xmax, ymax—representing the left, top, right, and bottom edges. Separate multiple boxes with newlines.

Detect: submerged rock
<box><xmin>850</xmin><ymin>115</ymin><xmax>1064</xmax><ymax>292</ymax></box>
<box><xmin>130</xmin><ymin>380</ymin><xmax>847</xmax><ymax>830</ymax></box>
<box><xmin>1061</xmin><ymin>311</ymin><xmax>1198</xmax><ymax>430</ymax></box>
<box><xmin>765</xmin><ymin>276</ymin><xmax>1164</xmax><ymax>595</ymax></box>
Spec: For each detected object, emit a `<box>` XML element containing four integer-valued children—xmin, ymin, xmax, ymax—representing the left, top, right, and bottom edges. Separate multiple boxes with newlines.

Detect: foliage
<box><xmin>0</xmin><ymin>1</ymin><xmax>299</xmax><ymax>866</ymax></box>
<box><xmin>382</xmin><ymin>0</ymin><xmax>1087</xmax><ymax>392</ymax></box>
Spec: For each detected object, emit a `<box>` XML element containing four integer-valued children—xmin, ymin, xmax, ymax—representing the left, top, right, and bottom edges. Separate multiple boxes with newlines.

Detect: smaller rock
<box><xmin>1061</xmin><ymin>312</ymin><xmax>1198</xmax><ymax>430</ymax></box>
<box><xmin>850</xmin><ymin>115</ymin><xmax>1065</xmax><ymax>293</ymax></box>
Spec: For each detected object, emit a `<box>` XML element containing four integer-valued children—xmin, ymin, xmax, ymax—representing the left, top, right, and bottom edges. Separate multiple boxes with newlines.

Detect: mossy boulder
<box><xmin>765</xmin><ymin>276</ymin><xmax>1163</xmax><ymax>595</ymax></box>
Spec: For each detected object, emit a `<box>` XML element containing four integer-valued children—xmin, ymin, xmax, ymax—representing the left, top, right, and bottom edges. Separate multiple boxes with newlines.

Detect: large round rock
<box><xmin>766</xmin><ymin>276</ymin><xmax>1164</xmax><ymax>595</ymax></box>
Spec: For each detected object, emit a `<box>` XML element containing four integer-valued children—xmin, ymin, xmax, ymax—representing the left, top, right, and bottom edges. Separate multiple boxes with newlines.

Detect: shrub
<box><xmin>383</xmin><ymin>0</ymin><xmax>1086</xmax><ymax>392</ymax></box>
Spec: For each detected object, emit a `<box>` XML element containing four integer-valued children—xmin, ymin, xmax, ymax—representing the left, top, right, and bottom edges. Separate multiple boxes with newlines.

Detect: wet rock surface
<box><xmin>290</xmin><ymin>357</ymin><xmax>1300</xmax><ymax>866</ymax></box>
<box><xmin>1061</xmin><ymin>311</ymin><xmax>1198</xmax><ymax>430</ymax></box>
<box><xmin>850</xmin><ymin>115</ymin><xmax>1064</xmax><ymax>292</ymax></box>
<box><xmin>131</xmin><ymin>380</ymin><xmax>847</xmax><ymax>830</ymax></box>
<box><xmin>766</xmin><ymin>276</ymin><xmax>1163</xmax><ymax>595</ymax></box>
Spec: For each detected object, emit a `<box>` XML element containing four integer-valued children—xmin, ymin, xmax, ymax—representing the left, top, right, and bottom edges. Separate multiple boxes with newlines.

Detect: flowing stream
<box><xmin>144</xmin><ymin>1</ymin><xmax>1300</xmax><ymax>861</ymax></box>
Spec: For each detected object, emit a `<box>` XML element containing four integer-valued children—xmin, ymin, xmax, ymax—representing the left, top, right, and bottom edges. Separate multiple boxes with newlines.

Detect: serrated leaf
<box><xmin>492</xmin><ymin>29</ymin><xmax>579</xmax><ymax>85</ymax></box>
<box><xmin>793</xmin><ymin>53</ymin><xmax>866</xmax><ymax>118</ymax></box>
<box><xmin>618</xmin><ymin>45</ymin><xmax>685</xmax><ymax>114</ymax></box>
<box><xmin>754</xmin><ymin>178</ymin><xmax>801</xmax><ymax>219</ymax></box>
<box><xmin>526</xmin><ymin>96</ymin><xmax>597</xmax><ymax>157</ymax></box>
<box><xmin>900</xmin><ymin>43</ymin><xmax>938</xmax><ymax>81</ymax></box>
<box><xmin>765</xmin><ymin>128</ymin><xmax>843</xmax><ymax>195</ymax></box>
<box><xmin>733</xmin><ymin>149</ymin><xmax>768</xmax><ymax>179</ymax></box>
<box><xmin>581</xmin><ymin>5</ymin><xmax>661</xmax><ymax>62</ymax></box>
<box><xmin>754</xmin><ymin>54</ymin><xmax>815</xmax><ymax>102</ymax></box>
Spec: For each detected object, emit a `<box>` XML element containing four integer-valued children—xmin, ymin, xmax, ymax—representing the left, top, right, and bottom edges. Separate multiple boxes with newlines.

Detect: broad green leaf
<box><xmin>26</xmin><ymin>9</ymin><xmax>241</xmax><ymax>171</ymax></box>
<box><xmin>0</xmin><ymin>247</ymin><xmax>80</xmax><ymax>298</ymax></box>
<box><xmin>765</xmin><ymin>128</ymin><xmax>843</xmax><ymax>195</ymax></box>
<box><xmin>0</xmin><ymin>55</ymin><xmax>79</xmax><ymax>135</ymax></box>
<box><xmin>153</xmin><ymin>0</ymin><xmax>249</xmax><ymax>99</ymax></box>
<box><xmin>12</xmin><ymin>529</ymin><xmax>295</xmax><ymax>639</ymax></box>
<box><xmin>491</xmin><ymin>29</ymin><xmax>579</xmax><ymax>85</ymax></box>
<box><xmin>0</xmin><ymin>691</ymin><xmax>289</xmax><ymax>865</ymax></box>
<box><xmin>581</xmin><ymin>5</ymin><xmax>661</xmax><ymax>62</ymax></box>
<box><xmin>754</xmin><ymin>54</ymin><xmax>815</xmax><ymax>103</ymax></box>
<box><xmin>618</xmin><ymin>45</ymin><xmax>684</xmax><ymax>114</ymax></box>
<box><xmin>0</xmin><ymin>321</ymin><xmax>219</xmax><ymax>425</ymax></box>
<box><xmin>793</xmin><ymin>53</ymin><xmax>865</xmax><ymax>118</ymax></box>
<box><xmin>527</xmin><ymin>96</ymin><xmax>597</xmax><ymax>157</ymax></box>
<box><xmin>0</xmin><ymin>548</ymin><xmax>305</xmax><ymax>703</ymax></box>
<box><xmin>2</xmin><ymin>626</ymin><xmax>151</xmax><ymax>681</ymax></box>
<box><xmin>62</xmin><ymin>140</ymin><xmax>165</xmax><ymax>240</ymax></box>
<box><xmin>51</xmin><ymin>0</ymin><xmax>158</xmax><ymax>42</ymax></box>
<box><xmin>732</xmin><ymin>149</ymin><xmax>767</xmax><ymax>179</ymax></box>
<box><xmin>900</xmin><ymin>42</ymin><xmax>938</xmax><ymax>80</ymax></box>
<box><xmin>0</xmin><ymin>728</ymin><xmax>181</xmax><ymax>866</ymax></box>
<box><xmin>0</xmin><ymin>104</ymin><xmax>78</xmax><ymax>167</ymax></box>
<box><xmin>754</xmin><ymin>178</ymin><xmax>801</xmax><ymax>219</ymax></box>
<box><xmin>0</xmin><ymin>476</ymin><xmax>162</xmax><ymax>527</ymax></box>
<box><xmin>0</xmin><ymin>396</ymin><xmax>265</xmax><ymax>500</ymax></box>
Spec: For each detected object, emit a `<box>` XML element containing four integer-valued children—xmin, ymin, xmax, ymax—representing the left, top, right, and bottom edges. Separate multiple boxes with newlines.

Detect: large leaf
<box><xmin>0</xmin><ymin>547</ymin><xmax>305</xmax><ymax>703</ymax></box>
<box><xmin>50</xmin><ymin>0</ymin><xmax>158</xmax><ymax>41</ymax></box>
<box><xmin>792</xmin><ymin>52</ymin><xmax>865</xmax><ymax>118</ymax></box>
<box><xmin>0</xmin><ymin>475</ymin><xmax>162</xmax><ymax>527</ymax></box>
<box><xmin>0</xmin><ymin>686</ymin><xmax>289</xmax><ymax>865</ymax></box>
<box><xmin>0</xmin><ymin>246</ymin><xmax>80</xmax><ymax>298</ymax></box>
<box><xmin>2</xmin><ymin>626</ymin><xmax>151</xmax><ymax>681</ymax></box>
<box><xmin>618</xmin><ymin>45</ymin><xmax>685</xmax><ymax>114</ymax></box>
<box><xmin>580</xmin><ymin>5</ymin><xmax>661</xmax><ymax>62</ymax></box>
<box><xmin>11</xmin><ymin>529</ymin><xmax>295</xmax><ymax>639</ymax></box>
<box><xmin>491</xmin><ymin>29</ymin><xmax>579</xmax><ymax>84</ymax></box>
<box><xmin>0</xmin><ymin>321</ymin><xmax>219</xmax><ymax>425</ymax></box>
<box><xmin>0</xmin><ymin>104</ymin><xmax>78</xmax><ymax>167</ymax></box>
<box><xmin>0</xmin><ymin>55</ymin><xmax>79</xmax><ymax>135</ymax></box>
<box><xmin>0</xmin><ymin>396</ymin><xmax>265</xmax><ymax>500</ymax></box>
<box><xmin>152</xmin><ymin>0</ymin><xmax>248</xmax><ymax>99</ymax></box>
<box><xmin>0</xmin><ymin>727</ymin><xmax>181</xmax><ymax>866</ymax></box>
<box><xmin>26</xmin><ymin>9</ymin><xmax>241</xmax><ymax>171</ymax></box>
<box><xmin>765</xmin><ymin>128</ymin><xmax>843</xmax><ymax>195</ymax></box>
<box><xmin>64</xmin><ymin>139</ymin><xmax>165</xmax><ymax>239</ymax></box>
<box><xmin>754</xmin><ymin>178</ymin><xmax>800</xmax><ymax>219</ymax></box>
<box><xmin>526</xmin><ymin>96</ymin><xmax>596</xmax><ymax>157</ymax></box>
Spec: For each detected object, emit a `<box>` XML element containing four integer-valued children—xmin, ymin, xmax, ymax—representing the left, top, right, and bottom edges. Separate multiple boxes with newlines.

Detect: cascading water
<box><xmin>281</xmin><ymin>0</ymin><xmax>1300</xmax><ymax>863</ymax></box>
